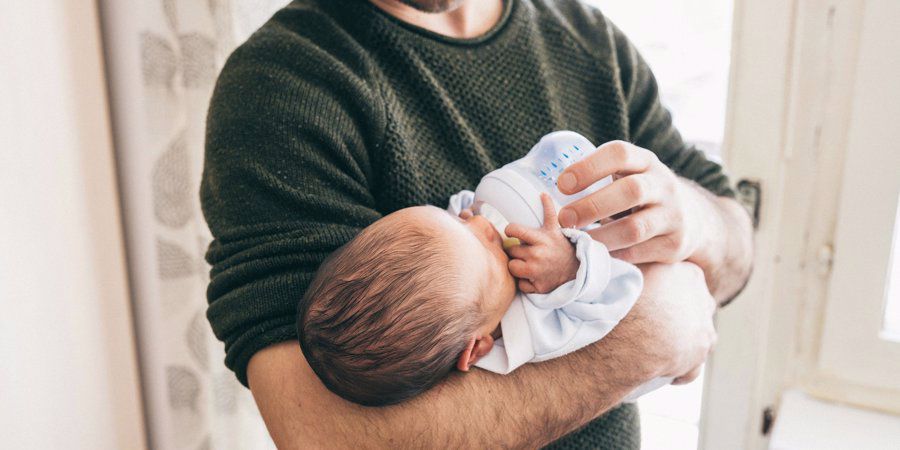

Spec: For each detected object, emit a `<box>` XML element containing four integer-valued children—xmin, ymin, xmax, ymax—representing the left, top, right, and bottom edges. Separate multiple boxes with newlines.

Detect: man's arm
<box><xmin>249</xmin><ymin>263</ymin><xmax>716</xmax><ymax>449</ymax></box>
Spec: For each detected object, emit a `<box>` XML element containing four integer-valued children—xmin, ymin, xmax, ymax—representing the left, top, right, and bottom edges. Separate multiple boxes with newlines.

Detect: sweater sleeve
<box><xmin>610</xmin><ymin>23</ymin><xmax>735</xmax><ymax>198</ymax></box>
<box><xmin>200</xmin><ymin>31</ymin><xmax>385</xmax><ymax>386</ymax></box>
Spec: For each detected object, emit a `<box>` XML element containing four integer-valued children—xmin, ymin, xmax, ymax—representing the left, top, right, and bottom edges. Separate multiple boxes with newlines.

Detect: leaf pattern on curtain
<box><xmin>157</xmin><ymin>238</ymin><xmax>198</xmax><ymax>279</ymax></box>
<box><xmin>141</xmin><ymin>32</ymin><xmax>178</xmax><ymax>88</ymax></box>
<box><xmin>152</xmin><ymin>131</ymin><xmax>194</xmax><ymax>228</ymax></box>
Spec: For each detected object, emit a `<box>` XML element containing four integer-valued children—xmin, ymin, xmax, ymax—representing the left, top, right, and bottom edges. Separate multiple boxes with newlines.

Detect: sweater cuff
<box><xmin>224</xmin><ymin>319</ymin><xmax>297</xmax><ymax>388</ymax></box>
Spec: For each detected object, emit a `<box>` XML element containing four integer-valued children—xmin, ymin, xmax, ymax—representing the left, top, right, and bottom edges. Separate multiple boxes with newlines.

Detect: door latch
<box><xmin>761</xmin><ymin>406</ymin><xmax>776</xmax><ymax>436</ymax></box>
<box><xmin>737</xmin><ymin>179</ymin><xmax>762</xmax><ymax>229</ymax></box>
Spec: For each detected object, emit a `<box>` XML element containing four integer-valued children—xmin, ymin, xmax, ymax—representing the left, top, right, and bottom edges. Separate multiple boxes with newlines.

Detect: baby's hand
<box><xmin>505</xmin><ymin>193</ymin><xmax>580</xmax><ymax>294</ymax></box>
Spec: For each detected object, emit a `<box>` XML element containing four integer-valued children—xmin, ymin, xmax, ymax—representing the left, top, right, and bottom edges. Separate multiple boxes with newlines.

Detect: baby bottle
<box><xmin>474</xmin><ymin>131</ymin><xmax>611</xmax><ymax>241</ymax></box>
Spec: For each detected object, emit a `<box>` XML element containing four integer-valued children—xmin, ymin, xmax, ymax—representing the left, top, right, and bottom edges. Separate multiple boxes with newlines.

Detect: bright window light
<box><xmin>881</xmin><ymin>193</ymin><xmax>900</xmax><ymax>342</ymax></box>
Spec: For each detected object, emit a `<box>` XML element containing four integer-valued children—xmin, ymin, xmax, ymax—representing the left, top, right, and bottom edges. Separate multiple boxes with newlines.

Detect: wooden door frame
<box><xmin>700</xmin><ymin>0</ymin><xmax>869</xmax><ymax>448</ymax></box>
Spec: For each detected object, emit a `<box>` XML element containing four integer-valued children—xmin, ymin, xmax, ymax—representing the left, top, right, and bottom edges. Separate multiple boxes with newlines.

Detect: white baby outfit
<box><xmin>448</xmin><ymin>190</ymin><xmax>672</xmax><ymax>401</ymax></box>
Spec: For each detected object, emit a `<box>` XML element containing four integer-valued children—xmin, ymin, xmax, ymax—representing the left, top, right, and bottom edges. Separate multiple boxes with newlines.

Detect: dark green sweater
<box><xmin>201</xmin><ymin>0</ymin><xmax>733</xmax><ymax>447</ymax></box>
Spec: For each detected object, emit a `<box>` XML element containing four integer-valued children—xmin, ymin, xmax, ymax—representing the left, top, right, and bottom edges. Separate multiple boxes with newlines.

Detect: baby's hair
<box><xmin>298</xmin><ymin>213</ymin><xmax>483</xmax><ymax>406</ymax></box>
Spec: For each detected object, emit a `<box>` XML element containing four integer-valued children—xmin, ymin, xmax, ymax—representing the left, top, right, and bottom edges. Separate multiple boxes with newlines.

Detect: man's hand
<box><xmin>634</xmin><ymin>262</ymin><xmax>717</xmax><ymax>384</ymax></box>
<box><xmin>556</xmin><ymin>140</ymin><xmax>753</xmax><ymax>303</ymax></box>
<box><xmin>505</xmin><ymin>193</ymin><xmax>580</xmax><ymax>294</ymax></box>
<box><xmin>557</xmin><ymin>140</ymin><xmax>712</xmax><ymax>263</ymax></box>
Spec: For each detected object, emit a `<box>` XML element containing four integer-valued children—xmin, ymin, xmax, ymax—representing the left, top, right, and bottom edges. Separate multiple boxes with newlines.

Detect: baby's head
<box><xmin>298</xmin><ymin>206</ymin><xmax>516</xmax><ymax>406</ymax></box>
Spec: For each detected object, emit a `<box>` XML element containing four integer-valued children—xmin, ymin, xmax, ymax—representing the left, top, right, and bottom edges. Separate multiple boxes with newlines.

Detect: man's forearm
<box><xmin>400</xmin><ymin>325</ymin><xmax>652</xmax><ymax>448</ymax></box>
<box><xmin>249</xmin><ymin>331</ymin><xmax>648</xmax><ymax>449</ymax></box>
<box><xmin>689</xmin><ymin>184</ymin><xmax>754</xmax><ymax>305</ymax></box>
<box><xmin>248</xmin><ymin>262</ymin><xmax>716</xmax><ymax>449</ymax></box>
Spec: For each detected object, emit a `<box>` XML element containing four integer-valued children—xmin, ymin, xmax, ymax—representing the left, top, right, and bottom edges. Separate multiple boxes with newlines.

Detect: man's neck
<box><xmin>368</xmin><ymin>0</ymin><xmax>505</xmax><ymax>39</ymax></box>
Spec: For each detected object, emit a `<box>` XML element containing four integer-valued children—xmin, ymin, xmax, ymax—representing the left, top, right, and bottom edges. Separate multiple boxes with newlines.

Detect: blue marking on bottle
<box><xmin>551</xmin><ymin>162</ymin><xmax>557</xmax><ymax>168</ymax></box>
<box><xmin>563</xmin><ymin>153</ymin><xmax>569</xmax><ymax>158</ymax></box>
<box><xmin>574</xmin><ymin>145</ymin><xmax>580</xmax><ymax>151</ymax></box>
<box><xmin>540</xmin><ymin>170</ymin><xmax>547</xmax><ymax>176</ymax></box>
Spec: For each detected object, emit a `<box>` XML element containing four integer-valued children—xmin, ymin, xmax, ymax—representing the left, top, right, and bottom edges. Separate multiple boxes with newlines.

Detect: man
<box><xmin>200</xmin><ymin>0</ymin><xmax>753</xmax><ymax>447</ymax></box>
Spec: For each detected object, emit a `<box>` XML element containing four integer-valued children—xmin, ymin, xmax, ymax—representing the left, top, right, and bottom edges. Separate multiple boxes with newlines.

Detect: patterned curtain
<box><xmin>100</xmin><ymin>1</ymin><xmax>289</xmax><ymax>449</ymax></box>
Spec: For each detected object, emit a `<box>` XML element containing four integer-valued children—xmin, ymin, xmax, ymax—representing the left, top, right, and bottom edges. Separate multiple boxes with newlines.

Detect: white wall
<box><xmin>0</xmin><ymin>2</ymin><xmax>146</xmax><ymax>449</ymax></box>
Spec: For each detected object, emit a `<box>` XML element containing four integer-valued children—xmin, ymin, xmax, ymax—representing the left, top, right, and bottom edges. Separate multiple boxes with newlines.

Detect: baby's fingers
<box><xmin>518</xmin><ymin>279</ymin><xmax>537</xmax><ymax>294</ymax></box>
<box><xmin>505</xmin><ymin>243</ymin><xmax>532</xmax><ymax>260</ymax></box>
<box><xmin>505</xmin><ymin>223</ymin><xmax>544</xmax><ymax>245</ymax></box>
<box><xmin>539</xmin><ymin>193</ymin><xmax>559</xmax><ymax>229</ymax></box>
<box><xmin>508</xmin><ymin>259</ymin><xmax>536</xmax><ymax>280</ymax></box>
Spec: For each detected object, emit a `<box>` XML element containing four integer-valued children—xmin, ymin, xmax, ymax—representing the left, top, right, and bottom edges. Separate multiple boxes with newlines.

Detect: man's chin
<box><xmin>397</xmin><ymin>0</ymin><xmax>465</xmax><ymax>14</ymax></box>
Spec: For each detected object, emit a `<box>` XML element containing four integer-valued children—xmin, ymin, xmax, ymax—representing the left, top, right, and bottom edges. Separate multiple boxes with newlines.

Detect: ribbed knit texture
<box><xmin>544</xmin><ymin>403</ymin><xmax>641</xmax><ymax>450</ymax></box>
<box><xmin>201</xmin><ymin>0</ymin><xmax>732</xmax><ymax>447</ymax></box>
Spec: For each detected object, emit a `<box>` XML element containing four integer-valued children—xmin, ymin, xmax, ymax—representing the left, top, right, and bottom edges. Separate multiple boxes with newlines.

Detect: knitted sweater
<box><xmin>201</xmin><ymin>0</ymin><xmax>734</xmax><ymax>447</ymax></box>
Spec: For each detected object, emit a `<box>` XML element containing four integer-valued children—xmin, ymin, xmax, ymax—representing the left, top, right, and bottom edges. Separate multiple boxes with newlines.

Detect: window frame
<box><xmin>814</xmin><ymin>0</ymin><xmax>900</xmax><ymax>410</ymax></box>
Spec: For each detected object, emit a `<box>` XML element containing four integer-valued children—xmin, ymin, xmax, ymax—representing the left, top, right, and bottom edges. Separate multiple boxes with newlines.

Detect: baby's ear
<box><xmin>456</xmin><ymin>335</ymin><xmax>495</xmax><ymax>372</ymax></box>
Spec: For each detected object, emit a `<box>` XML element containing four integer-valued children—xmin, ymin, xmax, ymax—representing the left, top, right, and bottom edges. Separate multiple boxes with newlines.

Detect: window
<box><xmin>882</xmin><ymin>195</ymin><xmax>900</xmax><ymax>342</ymax></box>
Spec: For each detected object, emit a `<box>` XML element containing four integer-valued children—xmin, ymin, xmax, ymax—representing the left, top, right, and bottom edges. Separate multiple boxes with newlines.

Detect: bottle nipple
<box><xmin>502</xmin><ymin>237</ymin><xmax>522</xmax><ymax>249</ymax></box>
<box><xmin>476</xmin><ymin>203</ymin><xmax>521</xmax><ymax>249</ymax></box>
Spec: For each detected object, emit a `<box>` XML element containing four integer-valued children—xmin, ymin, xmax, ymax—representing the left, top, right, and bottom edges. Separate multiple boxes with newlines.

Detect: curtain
<box><xmin>100</xmin><ymin>1</ymin><xmax>290</xmax><ymax>448</ymax></box>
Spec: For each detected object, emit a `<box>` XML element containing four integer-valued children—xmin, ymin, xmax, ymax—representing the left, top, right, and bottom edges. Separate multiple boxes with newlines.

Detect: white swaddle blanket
<box><xmin>448</xmin><ymin>190</ymin><xmax>672</xmax><ymax>401</ymax></box>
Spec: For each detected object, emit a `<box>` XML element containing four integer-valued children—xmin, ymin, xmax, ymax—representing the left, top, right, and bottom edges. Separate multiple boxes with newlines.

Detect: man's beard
<box><xmin>397</xmin><ymin>0</ymin><xmax>465</xmax><ymax>13</ymax></box>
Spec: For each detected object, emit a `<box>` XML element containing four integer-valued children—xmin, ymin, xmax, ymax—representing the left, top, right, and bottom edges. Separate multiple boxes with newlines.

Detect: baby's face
<box><xmin>390</xmin><ymin>206</ymin><xmax>517</xmax><ymax>330</ymax></box>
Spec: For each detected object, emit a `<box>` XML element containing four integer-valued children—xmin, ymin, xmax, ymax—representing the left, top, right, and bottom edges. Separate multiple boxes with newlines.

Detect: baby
<box><xmin>297</xmin><ymin>190</ymin><xmax>659</xmax><ymax>406</ymax></box>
